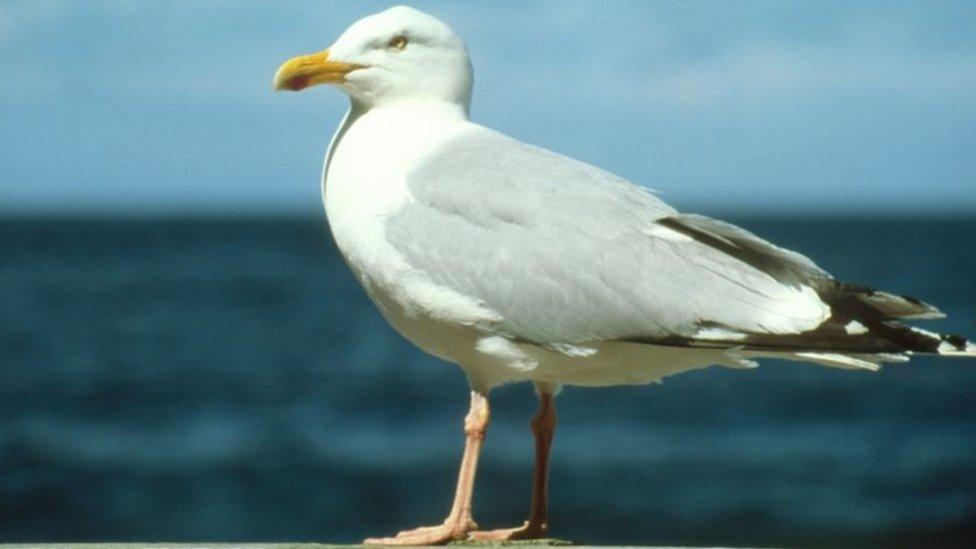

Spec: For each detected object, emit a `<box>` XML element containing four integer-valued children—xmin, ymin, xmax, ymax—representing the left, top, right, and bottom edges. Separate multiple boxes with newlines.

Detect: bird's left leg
<box><xmin>364</xmin><ymin>390</ymin><xmax>489</xmax><ymax>545</ymax></box>
<box><xmin>469</xmin><ymin>387</ymin><xmax>557</xmax><ymax>541</ymax></box>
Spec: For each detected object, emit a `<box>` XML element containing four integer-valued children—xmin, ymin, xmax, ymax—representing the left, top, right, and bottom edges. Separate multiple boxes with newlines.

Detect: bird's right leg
<box><xmin>364</xmin><ymin>390</ymin><xmax>489</xmax><ymax>546</ymax></box>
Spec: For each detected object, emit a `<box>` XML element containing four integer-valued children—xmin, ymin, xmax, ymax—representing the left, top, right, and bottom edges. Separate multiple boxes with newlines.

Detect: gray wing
<box><xmin>387</xmin><ymin>125</ymin><xmax>950</xmax><ymax>353</ymax></box>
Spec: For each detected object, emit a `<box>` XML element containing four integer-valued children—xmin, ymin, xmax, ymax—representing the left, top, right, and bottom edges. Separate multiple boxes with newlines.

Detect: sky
<box><xmin>1</xmin><ymin>0</ymin><xmax>974</xmax><ymax>216</ymax></box>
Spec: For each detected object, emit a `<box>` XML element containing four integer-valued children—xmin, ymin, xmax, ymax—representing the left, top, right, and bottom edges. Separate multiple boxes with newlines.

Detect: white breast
<box><xmin>322</xmin><ymin>102</ymin><xmax>502</xmax><ymax>364</ymax></box>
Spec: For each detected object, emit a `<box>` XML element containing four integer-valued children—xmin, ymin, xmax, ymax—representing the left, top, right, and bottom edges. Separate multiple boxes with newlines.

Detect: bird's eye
<box><xmin>388</xmin><ymin>35</ymin><xmax>408</xmax><ymax>50</ymax></box>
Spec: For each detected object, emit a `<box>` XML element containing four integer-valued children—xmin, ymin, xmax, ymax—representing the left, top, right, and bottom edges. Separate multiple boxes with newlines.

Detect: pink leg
<box><xmin>364</xmin><ymin>390</ymin><xmax>490</xmax><ymax>545</ymax></box>
<box><xmin>469</xmin><ymin>390</ymin><xmax>557</xmax><ymax>541</ymax></box>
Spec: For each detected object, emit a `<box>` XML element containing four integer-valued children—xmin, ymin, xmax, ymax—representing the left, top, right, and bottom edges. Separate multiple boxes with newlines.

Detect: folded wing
<box><xmin>386</xmin><ymin>125</ymin><xmax>972</xmax><ymax>360</ymax></box>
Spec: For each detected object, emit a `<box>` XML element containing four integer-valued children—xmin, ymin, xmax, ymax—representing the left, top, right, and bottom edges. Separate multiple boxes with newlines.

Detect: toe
<box><xmin>364</xmin><ymin>522</ymin><xmax>472</xmax><ymax>546</ymax></box>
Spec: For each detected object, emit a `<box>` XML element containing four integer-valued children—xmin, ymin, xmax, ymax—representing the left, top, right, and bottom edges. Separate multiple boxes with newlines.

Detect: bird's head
<box><xmin>273</xmin><ymin>6</ymin><xmax>473</xmax><ymax>111</ymax></box>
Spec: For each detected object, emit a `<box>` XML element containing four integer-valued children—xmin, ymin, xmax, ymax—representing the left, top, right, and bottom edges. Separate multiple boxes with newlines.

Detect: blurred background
<box><xmin>1</xmin><ymin>1</ymin><xmax>974</xmax><ymax>547</ymax></box>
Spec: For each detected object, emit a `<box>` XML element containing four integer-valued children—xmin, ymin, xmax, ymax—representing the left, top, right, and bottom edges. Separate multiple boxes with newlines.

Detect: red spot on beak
<box><xmin>284</xmin><ymin>75</ymin><xmax>310</xmax><ymax>91</ymax></box>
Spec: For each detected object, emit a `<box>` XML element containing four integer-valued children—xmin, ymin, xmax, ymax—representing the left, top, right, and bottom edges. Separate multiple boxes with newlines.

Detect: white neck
<box><xmin>325</xmin><ymin>98</ymin><xmax>466</xmax><ymax>180</ymax></box>
<box><xmin>323</xmin><ymin>98</ymin><xmax>470</xmax><ymax>207</ymax></box>
<box><xmin>350</xmin><ymin>96</ymin><xmax>469</xmax><ymax>121</ymax></box>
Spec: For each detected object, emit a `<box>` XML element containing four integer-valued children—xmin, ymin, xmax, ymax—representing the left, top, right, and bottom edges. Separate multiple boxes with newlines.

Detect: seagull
<box><xmin>274</xmin><ymin>5</ymin><xmax>976</xmax><ymax>545</ymax></box>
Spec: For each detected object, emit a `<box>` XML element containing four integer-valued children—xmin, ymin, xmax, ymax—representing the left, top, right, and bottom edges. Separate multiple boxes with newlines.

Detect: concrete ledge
<box><xmin>0</xmin><ymin>540</ymin><xmax>740</xmax><ymax>549</ymax></box>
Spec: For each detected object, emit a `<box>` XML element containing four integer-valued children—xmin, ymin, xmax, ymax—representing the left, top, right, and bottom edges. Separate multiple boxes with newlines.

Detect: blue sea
<box><xmin>1</xmin><ymin>216</ymin><xmax>975</xmax><ymax>548</ymax></box>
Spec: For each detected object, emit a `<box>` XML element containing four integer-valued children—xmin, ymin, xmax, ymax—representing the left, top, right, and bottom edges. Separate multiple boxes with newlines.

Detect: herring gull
<box><xmin>273</xmin><ymin>5</ymin><xmax>976</xmax><ymax>545</ymax></box>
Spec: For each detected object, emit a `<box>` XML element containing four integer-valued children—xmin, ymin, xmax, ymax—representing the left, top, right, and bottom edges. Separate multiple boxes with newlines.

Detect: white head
<box><xmin>274</xmin><ymin>6</ymin><xmax>473</xmax><ymax>112</ymax></box>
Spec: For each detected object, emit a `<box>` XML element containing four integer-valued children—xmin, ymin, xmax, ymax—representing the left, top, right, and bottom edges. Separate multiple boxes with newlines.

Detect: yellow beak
<box><xmin>273</xmin><ymin>49</ymin><xmax>363</xmax><ymax>92</ymax></box>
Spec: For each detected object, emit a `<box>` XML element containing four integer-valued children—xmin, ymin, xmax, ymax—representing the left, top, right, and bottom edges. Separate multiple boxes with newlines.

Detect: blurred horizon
<box><xmin>1</xmin><ymin>0</ymin><xmax>975</xmax><ymax>217</ymax></box>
